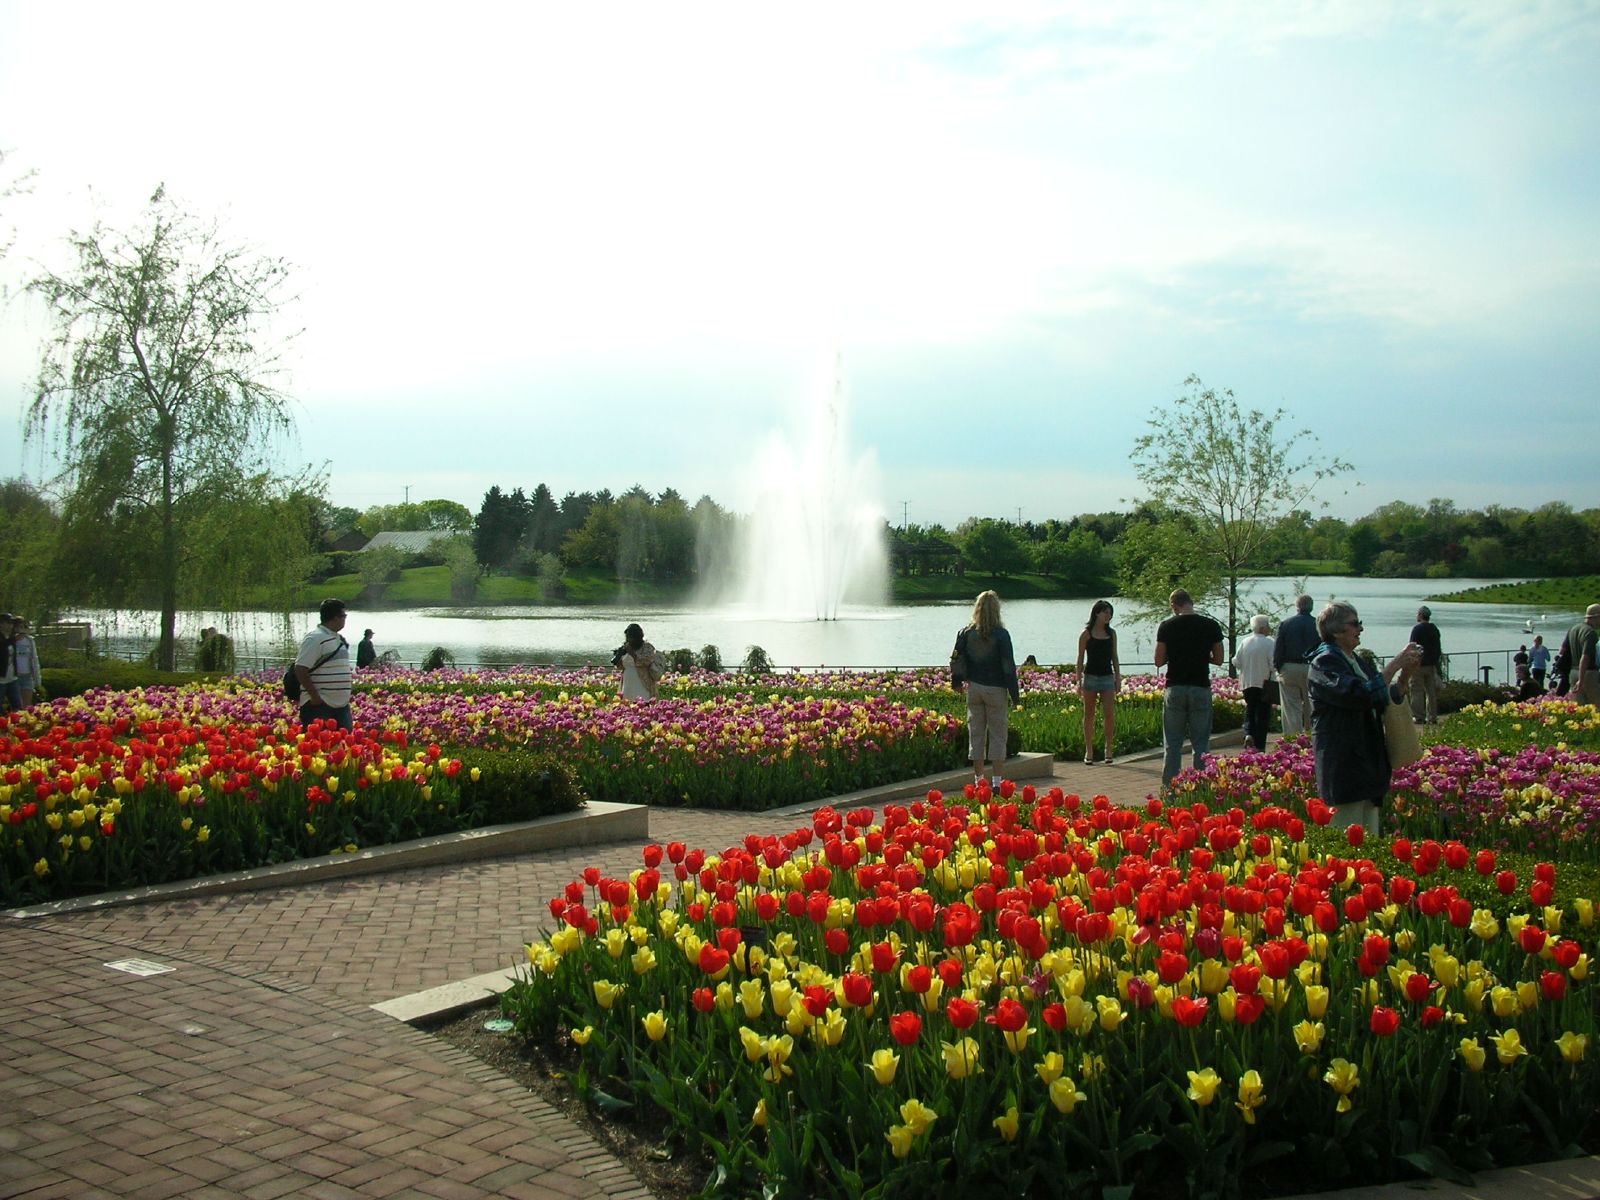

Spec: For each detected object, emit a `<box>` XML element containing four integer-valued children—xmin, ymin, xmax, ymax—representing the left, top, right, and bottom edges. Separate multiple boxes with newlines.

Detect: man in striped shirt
<box><xmin>294</xmin><ymin>598</ymin><xmax>353</xmax><ymax>731</ymax></box>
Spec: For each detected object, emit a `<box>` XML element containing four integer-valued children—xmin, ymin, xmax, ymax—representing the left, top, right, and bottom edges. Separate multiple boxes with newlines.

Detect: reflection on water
<box><xmin>71</xmin><ymin>577</ymin><xmax>1573</xmax><ymax>679</ymax></box>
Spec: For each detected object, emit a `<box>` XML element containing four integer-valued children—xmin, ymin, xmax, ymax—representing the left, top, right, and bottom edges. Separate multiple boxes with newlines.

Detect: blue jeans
<box><xmin>1162</xmin><ymin>685</ymin><xmax>1214</xmax><ymax>785</ymax></box>
<box><xmin>0</xmin><ymin>680</ymin><xmax>20</xmax><ymax>711</ymax></box>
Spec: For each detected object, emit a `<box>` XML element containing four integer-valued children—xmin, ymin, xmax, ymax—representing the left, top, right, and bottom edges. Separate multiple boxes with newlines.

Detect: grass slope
<box><xmin>1428</xmin><ymin>575</ymin><xmax>1600</xmax><ymax>607</ymax></box>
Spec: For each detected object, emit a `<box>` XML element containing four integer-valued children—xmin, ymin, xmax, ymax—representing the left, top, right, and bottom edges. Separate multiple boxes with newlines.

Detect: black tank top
<box><xmin>1085</xmin><ymin>631</ymin><xmax>1114</xmax><ymax>674</ymax></box>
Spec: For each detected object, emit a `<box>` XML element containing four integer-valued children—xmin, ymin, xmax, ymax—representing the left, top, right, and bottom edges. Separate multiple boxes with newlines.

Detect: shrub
<box><xmin>449</xmin><ymin>748</ymin><xmax>585</xmax><ymax>825</ymax></box>
<box><xmin>666</xmin><ymin>647</ymin><xmax>697</xmax><ymax>673</ymax></box>
<box><xmin>742</xmin><ymin>644</ymin><xmax>773</xmax><ymax>674</ymax></box>
<box><xmin>194</xmin><ymin>631</ymin><xmax>236</xmax><ymax>673</ymax></box>
<box><xmin>421</xmin><ymin>645</ymin><xmax>456</xmax><ymax>672</ymax></box>
<box><xmin>41</xmin><ymin>664</ymin><xmax>234</xmax><ymax>700</ymax></box>
<box><xmin>697</xmin><ymin>644</ymin><xmax>724</xmax><ymax>672</ymax></box>
<box><xmin>1438</xmin><ymin>679</ymin><xmax>1517</xmax><ymax>714</ymax></box>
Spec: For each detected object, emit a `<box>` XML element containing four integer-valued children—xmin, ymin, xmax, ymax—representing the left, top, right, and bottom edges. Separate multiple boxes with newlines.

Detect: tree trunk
<box><xmin>1226</xmin><ymin>573</ymin><xmax>1239</xmax><ymax>677</ymax></box>
<box><xmin>157</xmin><ymin>432</ymin><xmax>178</xmax><ymax>671</ymax></box>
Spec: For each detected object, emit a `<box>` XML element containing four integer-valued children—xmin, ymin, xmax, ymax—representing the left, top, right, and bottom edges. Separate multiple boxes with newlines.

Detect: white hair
<box><xmin>1250</xmin><ymin>614</ymin><xmax>1271</xmax><ymax>634</ymax></box>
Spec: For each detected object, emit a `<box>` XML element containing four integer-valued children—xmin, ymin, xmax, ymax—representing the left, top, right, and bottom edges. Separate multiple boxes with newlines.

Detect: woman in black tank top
<box><xmin>1075</xmin><ymin>600</ymin><xmax>1122</xmax><ymax>764</ymax></box>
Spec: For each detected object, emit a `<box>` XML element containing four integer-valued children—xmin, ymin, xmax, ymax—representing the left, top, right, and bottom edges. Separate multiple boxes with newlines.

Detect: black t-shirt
<box><xmin>1410</xmin><ymin>621</ymin><xmax>1442</xmax><ymax>667</ymax></box>
<box><xmin>1157</xmin><ymin>612</ymin><xmax>1222</xmax><ymax>688</ymax></box>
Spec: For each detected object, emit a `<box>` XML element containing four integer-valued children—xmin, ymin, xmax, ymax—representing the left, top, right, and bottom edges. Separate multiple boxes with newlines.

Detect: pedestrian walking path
<box><xmin>5</xmin><ymin>735</ymin><xmax>1597</xmax><ymax>1200</ymax></box>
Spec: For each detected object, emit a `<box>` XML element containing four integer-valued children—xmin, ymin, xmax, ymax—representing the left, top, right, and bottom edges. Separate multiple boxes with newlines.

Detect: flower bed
<box><xmin>0</xmin><ymin>717</ymin><xmax>488</xmax><ymax>906</ymax></box>
<box><xmin>332</xmin><ymin>665</ymin><xmax>1245</xmax><ymax>764</ymax></box>
<box><xmin>503</xmin><ymin>785</ymin><xmax>1600</xmax><ymax>1198</ymax></box>
<box><xmin>1169</xmin><ymin>721</ymin><xmax>1600</xmax><ymax>864</ymax></box>
<box><xmin>10</xmin><ymin>682</ymin><xmax>968</xmax><ymax>813</ymax></box>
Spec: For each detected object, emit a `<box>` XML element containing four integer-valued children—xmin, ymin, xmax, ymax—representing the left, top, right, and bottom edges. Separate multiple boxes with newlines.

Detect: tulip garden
<box><xmin>498</xmin><ymin>692</ymin><xmax>1600</xmax><ymax>1198</ymax></box>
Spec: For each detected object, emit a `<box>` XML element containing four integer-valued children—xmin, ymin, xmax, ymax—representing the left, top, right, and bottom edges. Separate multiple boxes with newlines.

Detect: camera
<box><xmin>611</xmin><ymin>645</ymin><xmax>628</xmax><ymax>667</ymax></box>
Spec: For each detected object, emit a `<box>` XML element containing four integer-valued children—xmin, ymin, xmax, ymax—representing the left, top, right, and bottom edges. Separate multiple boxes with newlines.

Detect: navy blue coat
<box><xmin>1309</xmin><ymin>644</ymin><xmax>1403</xmax><ymax>807</ymax></box>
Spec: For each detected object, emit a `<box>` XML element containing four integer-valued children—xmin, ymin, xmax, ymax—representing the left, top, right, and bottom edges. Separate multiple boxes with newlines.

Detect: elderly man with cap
<box><xmin>356</xmin><ymin>627</ymin><xmax>377</xmax><ymax>670</ymax></box>
<box><xmin>1568</xmin><ymin>605</ymin><xmax>1600</xmax><ymax>707</ymax></box>
<box><xmin>1408</xmin><ymin>605</ymin><xmax>1443</xmax><ymax>724</ymax></box>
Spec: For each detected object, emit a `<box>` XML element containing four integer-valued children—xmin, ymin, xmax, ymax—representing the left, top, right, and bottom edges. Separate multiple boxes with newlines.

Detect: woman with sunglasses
<box><xmin>1309</xmin><ymin>600</ymin><xmax>1421</xmax><ymax>835</ymax></box>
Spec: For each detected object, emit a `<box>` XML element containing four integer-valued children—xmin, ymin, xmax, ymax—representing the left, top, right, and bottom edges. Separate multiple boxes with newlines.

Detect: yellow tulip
<box><xmin>886</xmin><ymin>1124</ymin><xmax>915</xmax><ymax>1159</ymax></box>
<box><xmin>1235</xmin><ymin>1070</ymin><xmax>1265</xmax><ymax>1124</ymax></box>
<box><xmin>715</xmin><ymin>981</ymin><xmax>734</xmax><ymax>1010</ymax></box>
<box><xmin>1187</xmin><ymin>1068</ymin><xmax>1221</xmax><ymax>1107</ymax></box>
<box><xmin>1060</xmin><ymin>994</ymin><xmax>1093</xmax><ymax>1033</ymax></box>
<box><xmin>1198</xmin><ymin>959</ymin><xmax>1229</xmax><ymax>994</ymax></box>
<box><xmin>1573</xmin><ymin>954</ymin><xmax>1589</xmax><ymax>982</ymax></box>
<box><xmin>1490</xmin><ymin>986</ymin><xmax>1520</xmax><ymax>1019</ymax></box>
<box><xmin>1049</xmin><ymin>1076</ymin><xmax>1087</xmax><ymax>1114</ymax></box>
<box><xmin>631</xmin><ymin>946</ymin><xmax>657</xmax><ymax>976</ymax></box>
<box><xmin>1557</xmin><ymin>1032</ymin><xmax>1588</xmax><ymax>1064</ymax></box>
<box><xmin>816</xmin><ymin>1010</ymin><xmax>847</xmax><ymax>1047</ymax></box>
<box><xmin>1470</xmin><ymin>910</ymin><xmax>1500</xmax><ymax>941</ymax></box>
<box><xmin>899</xmin><ymin>1099</ymin><xmax>936</xmax><ymax>1136</ymax></box>
<box><xmin>942</xmin><ymin>1037</ymin><xmax>983</xmax><ymax>1080</ymax></box>
<box><xmin>641</xmin><ymin>1010</ymin><xmax>668</xmax><ymax>1042</ymax></box>
<box><xmin>1575</xmin><ymin>898</ymin><xmax>1594</xmax><ymax>928</ymax></box>
<box><xmin>1003</xmin><ymin>1024</ymin><xmax>1032</xmax><ymax>1054</ymax></box>
<box><xmin>1293</xmin><ymin>1020</ymin><xmax>1324</xmax><ymax>1054</ymax></box>
<box><xmin>739</xmin><ymin>1026</ymin><xmax>765</xmax><ymax>1063</ymax></box>
<box><xmin>1035</xmin><ymin>1051</ymin><xmax>1065</xmax><ymax>1086</ymax></box>
<box><xmin>1303</xmin><ymin>985</ymin><xmax>1329</xmax><ymax>1019</ymax></box>
<box><xmin>571</xmin><ymin>1025</ymin><xmax>594</xmax><ymax>1046</ymax></box>
<box><xmin>869</xmin><ymin>1048</ymin><xmax>900</xmax><ymax>1086</ymax></box>
<box><xmin>1516</xmin><ymin>981</ymin><xmax>1538</xmax><ymax>1012</ymax></box>
<box><xmin>1490</xmin><ymin>1029</ymin><xmax>1528</xmax><ymax>1065</ymax></box>
<box><xmin>1323</xmin><ymin>1058</ymin><xmax>1359</xmax><ymax>1112</ymax></box>
<box><xmin>770</xmin><ymin>979</ymin><xmax>794</xmax><ymax>1017</ymax></box>
<box><xmin>1457</xmin><ymin>1038</ymin><xmax>1485</xmax><ymax>1072</ymax></box>
<box><xmin>1096</xmin><ymin>996</ymin><xmax>1124</xmax><ymax>1032</ymax></box>
<box><xmin>591</xmin><ymin>979</ymin><xmax>623</xmax><ymax>1010</ymax></box>
<box><xmin>739</xmin><ymin>979</ymin><xmax>765</xmax><ymax>1019</ymax></box>
<box><xmin>551</xmin><ymin>926</ymin><xmax>581</xmax><ymax>956</ymax></box>
<box><xmin>752</xmin><ymin>1099</ymin><xmax>768</xmax><ymax>1128</ymax></box>
<box><xmin>993</xmin><ymin>1106</ymin><xmax>1020</xmax><ymax>1143</ymax></box>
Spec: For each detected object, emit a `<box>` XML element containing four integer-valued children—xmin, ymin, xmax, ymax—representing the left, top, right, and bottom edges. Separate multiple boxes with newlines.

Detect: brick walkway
<box><xmin>6</xmin><ymin>739</ymin><xmax>1596</xmax><ymax>1199</ymax></box>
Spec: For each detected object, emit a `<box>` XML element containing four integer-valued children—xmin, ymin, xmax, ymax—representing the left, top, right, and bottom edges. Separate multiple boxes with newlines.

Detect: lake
<box><xmin>73</xmin><ymin>576</ymin><xmax>1578</xmax><ymax>684</ymax></box>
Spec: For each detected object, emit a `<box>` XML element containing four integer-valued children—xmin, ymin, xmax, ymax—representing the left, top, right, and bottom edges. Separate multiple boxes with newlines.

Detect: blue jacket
<box><xmin>953</xmin><ymin>625</ymin><xmax>1020</xmax><ymax>704</ymax></box>
<box><xmin>1309</xmin><ymin>643</ymin><xmax>1403</xmax><ymax>806</ymax></box>
<box><xmin>1273</xmin><ymin>611</ymin><xmax>1320</xmax><ymax>670</ymax></box>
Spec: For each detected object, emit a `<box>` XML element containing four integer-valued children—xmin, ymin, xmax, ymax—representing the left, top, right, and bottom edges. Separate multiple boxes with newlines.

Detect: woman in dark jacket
<box><xmin>951</xmin><ymin>590</ymin><xmax>1021</xmax><ymax>790</ymax></box>
<box><xmin>1309</xmin><ymin>600</ymin><xmax>1419</xmax><ymax>836</ymax></box>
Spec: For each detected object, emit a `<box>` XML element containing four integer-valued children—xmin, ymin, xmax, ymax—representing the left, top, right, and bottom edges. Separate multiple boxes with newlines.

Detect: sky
<box><xmin>1</xmin><ymin>1</ymin><xmax>1597</xmax><ymax>531</ymax></box>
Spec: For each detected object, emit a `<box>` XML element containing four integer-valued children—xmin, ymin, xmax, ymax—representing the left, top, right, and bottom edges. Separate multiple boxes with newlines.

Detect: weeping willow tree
<box><xmin>26</xmin><ymin>186</ymin><xmax>307</xmax><ymax>669</ymax></box>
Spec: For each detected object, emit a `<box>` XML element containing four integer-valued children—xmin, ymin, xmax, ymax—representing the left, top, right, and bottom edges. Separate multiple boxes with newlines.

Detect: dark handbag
<box><xmin>949</xmin><ymin>631</ymin><xmax>969</xmax><ymax>688</ymax></box>
<box><xmin>1263</xmin><ymin>678</ymin><xmax>1281</xmax><ymax>706</ymax></box>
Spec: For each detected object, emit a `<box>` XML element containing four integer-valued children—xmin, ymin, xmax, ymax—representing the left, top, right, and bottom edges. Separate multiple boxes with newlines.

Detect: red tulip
<box><xmin>1540</xmin><ymin>971</ymin><xmax>1567</xmax><ymax>1002</ymax></box>
<box><xmin>1496</xmin><ymin>869</ymin><xmax>1517</xmax><ymax>895</ymax></box>
<box><xmin>889</xmin><ymin>1011</ymin><xmax>923</xmax><ymax>1045</ymax></box>
<box><xmin>1172</xmin><ymin>995</ymin><xmax>1208</xmax><ymax>1028</ymax></box>
<box><xmin>1520</xmin><ymin>926</ymin><xmax>1547</xmax><ymax>956</ymax></box>
<box><xmin>946</xmin><ymin>997</ymin><xmax>980</xmax><ymax>1029</ymax></box>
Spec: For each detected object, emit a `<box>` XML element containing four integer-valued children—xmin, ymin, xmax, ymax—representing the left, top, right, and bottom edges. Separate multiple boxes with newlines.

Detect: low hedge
<box><xmin>41</xmin><ymin>664</ymin><xmax>235</xmax><ymax>701</ymax></box>
<box><xmin>449</xmin><ymin>747</ymin><xmax>586</xmax><ymax>825</ymax></box>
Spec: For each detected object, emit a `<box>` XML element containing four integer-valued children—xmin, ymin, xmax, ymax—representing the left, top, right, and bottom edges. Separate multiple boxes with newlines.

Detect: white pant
<box><xmin>1278</xmin><ymin>662</ymin><xmax>1311</xmax><ymax>735</ymax></box>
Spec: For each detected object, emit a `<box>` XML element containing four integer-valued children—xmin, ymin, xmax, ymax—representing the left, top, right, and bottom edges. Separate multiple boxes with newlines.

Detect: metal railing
<box><xmin>67</xmin><ymin>648</ymin><xmax>1547</xmax><ymax>683</ymax></box>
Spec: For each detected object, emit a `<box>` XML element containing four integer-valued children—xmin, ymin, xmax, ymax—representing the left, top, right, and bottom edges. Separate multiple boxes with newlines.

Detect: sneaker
<box><xmin>1083</xmin><ymin>755</ymin><xmax>1094</xmax><ymax>765</ymax></box>
<box><xmin>1103</xmin><ymin>756</ymin><xmax>1115</xmax><ymax>765</ymax></box>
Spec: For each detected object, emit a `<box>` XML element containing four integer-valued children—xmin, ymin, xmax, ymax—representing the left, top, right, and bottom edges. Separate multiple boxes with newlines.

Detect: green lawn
<box><xmin>1429</xmin><ymin>574</ymin><xmax>1600</xmax><ymax>607</ymax></box>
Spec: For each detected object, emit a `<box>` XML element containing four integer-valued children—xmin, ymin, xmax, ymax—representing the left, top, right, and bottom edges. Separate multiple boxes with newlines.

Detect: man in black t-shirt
<box><xmin>1154</xmin><ymin>589</ymin><xmax>1224</xmax><ymax>786</ymax></box>
<box><xmin>1408</xmin><ymin>606</ymin><xmax>1443</xmax><ymax>724</ymax></box>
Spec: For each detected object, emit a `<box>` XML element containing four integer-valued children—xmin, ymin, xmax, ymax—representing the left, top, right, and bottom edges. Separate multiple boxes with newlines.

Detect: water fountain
<box><xmin>719</xmin><ymin>359</ymin><xmax>888</xmax><ymax>620</ymax></box>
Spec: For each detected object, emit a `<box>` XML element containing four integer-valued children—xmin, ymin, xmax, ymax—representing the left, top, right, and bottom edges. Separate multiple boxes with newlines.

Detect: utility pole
<box><xmin>1016</xmin><ymin>507</ymin><xmax>1023</xmax><ymax>525</ymax></box>
<box><xmin>901</xmin><ymin>501</ymin><xmax>909</xmax><ymax>530</ymax></box>
<box><xmin>404</xmin><ymin>484</ymin><xmax>411</xmax><ymax>504</ymax></box>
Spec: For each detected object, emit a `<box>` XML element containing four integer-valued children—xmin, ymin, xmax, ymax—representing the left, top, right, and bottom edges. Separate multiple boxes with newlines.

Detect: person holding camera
<box><xmin>1309</xmin><ymin>601</ymin><xmax>1420</xmax><ymax>836</ymax></box>
<box><xmin>614</xmin><ymin>622</ymin><xmax>663</xmax><ymax>700</ymax></box>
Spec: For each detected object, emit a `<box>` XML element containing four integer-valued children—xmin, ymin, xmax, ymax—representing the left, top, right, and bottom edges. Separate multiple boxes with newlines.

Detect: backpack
<box><xmin>283</xmin><ymin>639</ymin><xmax>346</xmax><ymax>701</ymax></box>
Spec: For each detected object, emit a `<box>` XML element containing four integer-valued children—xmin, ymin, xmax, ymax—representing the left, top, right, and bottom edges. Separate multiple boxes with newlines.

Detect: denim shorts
<box><xmin>1080</xmin><ymin>673</ymin><xmax>1117</xmax><ymax>694</ymax></box>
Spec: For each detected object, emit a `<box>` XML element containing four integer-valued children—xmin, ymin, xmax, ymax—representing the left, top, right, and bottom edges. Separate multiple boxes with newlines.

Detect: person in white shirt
<box><xmin>1232</xmin><ymin>614</ymin><xmax>1276</xmax><ymax>751</ymax></box>
<box><xmin>294</xmin><ymin>598</ymin><xmax>353</xmax><ymax>731</ymax></box>
<box><xmin>11</xmin><ymin>617</ymin><xmax>41</xmax><ymax>708</ymax></box>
